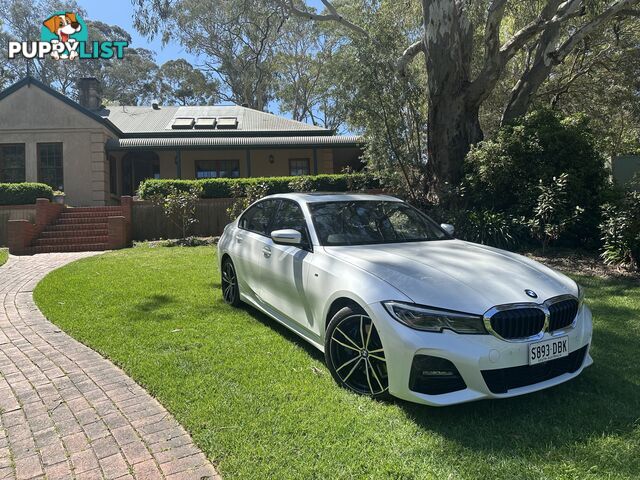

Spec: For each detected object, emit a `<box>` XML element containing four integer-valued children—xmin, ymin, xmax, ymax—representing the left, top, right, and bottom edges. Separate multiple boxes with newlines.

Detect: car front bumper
<box><xmin>367</xmin><ymin>302</ymin><xmax>594</xmax><ymax>406</ymax></box>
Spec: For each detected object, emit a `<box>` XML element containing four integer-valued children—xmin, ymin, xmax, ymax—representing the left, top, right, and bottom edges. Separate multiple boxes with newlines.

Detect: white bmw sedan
<box><xmin>217</xmin><ymin>193</ymin><xmax>593</xmax><ymax>406</ymax></box>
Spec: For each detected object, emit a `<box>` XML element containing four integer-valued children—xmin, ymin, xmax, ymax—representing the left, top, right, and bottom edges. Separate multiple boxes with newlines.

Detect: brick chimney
<box><xmin>77</xmin><ymin>77</ymin><xmax>101</xmax><ymax>110</ymax></box>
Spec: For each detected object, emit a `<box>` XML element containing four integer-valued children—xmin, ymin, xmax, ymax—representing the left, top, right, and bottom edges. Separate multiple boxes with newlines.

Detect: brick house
<box><xmin>0</xmin><ymin>76</ymin><xmax>363</xmax><ymax>206</ymax></box>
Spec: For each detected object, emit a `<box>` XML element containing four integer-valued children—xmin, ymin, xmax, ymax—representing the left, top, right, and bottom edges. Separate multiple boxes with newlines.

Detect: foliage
<box><xmin>600</xmin><ymin>191</ymin><xmax>640</xmax><ymax>269</ymax></box>
<box><xmin>34</xmin><ymin>246</ymin><xmax>640</xmax><ymax>479</ymax></box>
<box><xmin>226</xmin><ymin>181</ymin><xmax>270</xmax><ymax>220</ymax></box>
<box><xmin>287</xmin><ymin>176</ymin><xmax>316</xmax><ymax>193</ymax></box>
<box><xmin>149</xmin><ymin>184</ymin><xmax>203</xmax><ymax>239</ymax></box>
<box><xmin>156</xmin><ymin>59</ymin><xmax>219</xmax><ymax>106</ymax></box>
<box><xmin>464</xmin><ymin>110</ymin><xmax>607</xmax><ymax>246</ymax></box>
<box><xmin>0</xmin><ymin>183</ymin><xmax>53</xmax><ymax>205</ymax></box>
<box><xmin>526</xmin><ymin>174</ymin><xmax>584</xmax><ymax>251</ymax></box>
<box><xmin>0</xmin><ymin>248</ymin><xmax>7</xmax><ymax>267</ymax></box>
<box><xmin>133</xmin><ymin>0</ymin><xmax>285</xmax><ymax>110</ymax></box>
<box><xmin>137</xmin><ymin>173</ymin><xmax>378</xmax><ymax>200</ymax></box>
<box><xmin>442</xmin><ymin>209</ymin><xmax>526</xmax><ymax>250</ymax></box>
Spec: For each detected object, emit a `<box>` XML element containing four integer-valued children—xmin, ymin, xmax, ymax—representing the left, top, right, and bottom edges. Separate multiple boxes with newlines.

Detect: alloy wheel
<box><xmin>221</xmin><ymin>261</ymin><xmax>238</xmax><ymax>305</ymax></box>
<box><xmin>329</xmin><ymin>314</ymin><xmax>388</xmax><ymax>396</ymax></box>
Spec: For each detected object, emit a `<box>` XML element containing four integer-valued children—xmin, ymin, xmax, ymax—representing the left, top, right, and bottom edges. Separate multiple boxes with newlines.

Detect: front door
<box><xmin>259</xmin><ymin>200</ymin><xmax>315</xmax><ymax>331</ymax></box>
<box><xmin>122</xmin><ymin>151</ymin><xmax>160</xmax><ymax>196</ymax></box>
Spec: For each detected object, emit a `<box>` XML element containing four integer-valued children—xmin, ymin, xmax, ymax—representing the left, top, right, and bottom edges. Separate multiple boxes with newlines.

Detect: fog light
<box><xmin>409</xmin><ymin>355</ymin><xmax>466</xmax><ymax>395</ymax></box>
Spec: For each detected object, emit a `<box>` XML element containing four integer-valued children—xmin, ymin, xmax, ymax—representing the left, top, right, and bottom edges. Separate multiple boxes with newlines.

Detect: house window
<box><xmin>109</xmin><ymin>156</ymin><xmax>118</xmax><ymax>195</ymax></box>
<box><xmin>38</xmin><ymin>143</ymin><xmax>64</xmax><ymax>190</ymax></box>
<box><xmin>196</xmin><ymin>160</ymin><xmax>240</xmax><ymax>178</ymax></box>
<box><xmin>0</xmin><ymin>144</ymin><xmax>26</xmax><ymax>183</ymax></box>
<box><xmin>289</xmin><ymin>158</ymin><xmax>310</xmax><ymax>176</ymax></box>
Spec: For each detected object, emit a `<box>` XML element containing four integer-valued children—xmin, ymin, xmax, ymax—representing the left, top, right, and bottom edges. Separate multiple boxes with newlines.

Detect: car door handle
<box><xmin>235</xmin><ymin>234</ymin><xmax>243</xmax><ymax>243</ymax></box>
<box><xmin>262</xmin><ymin>246</ymin><xmax>271</xmax><ymax>258</ymax></box>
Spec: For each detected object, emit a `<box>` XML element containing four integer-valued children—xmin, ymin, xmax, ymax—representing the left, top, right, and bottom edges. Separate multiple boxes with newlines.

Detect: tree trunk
<box><xmin>428</xmin><ymin>95</ymin><xmax>483</xmax><ymax>189</ymax></box>
<box><xmin>422</xmin><ymin>0</ymin><xmax>483</xmax><ymax>193</ymax></box>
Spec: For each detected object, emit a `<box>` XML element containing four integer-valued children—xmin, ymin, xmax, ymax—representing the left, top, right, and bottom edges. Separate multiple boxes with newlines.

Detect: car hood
<box><xmin>324</xmin><ymin>240</ymin><xmax>577</xmax><ymax>314</ymax></box>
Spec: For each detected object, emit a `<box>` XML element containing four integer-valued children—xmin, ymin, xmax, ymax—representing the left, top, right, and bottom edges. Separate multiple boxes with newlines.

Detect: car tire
<box><xmin>325</xmin><ymin>306</ymin><xmax>389</xmax><ymax>398</ymax></box>
<box><xmin>221</xmin><ymin>257</ymin><xmax>241</xmax><ymax>307</ymax></box>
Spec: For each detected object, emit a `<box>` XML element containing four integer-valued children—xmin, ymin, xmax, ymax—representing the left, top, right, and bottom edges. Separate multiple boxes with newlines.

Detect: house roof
<box><xmin>106</xmin><ymin>135</ymin><xmax>363</xmax><ymax>150</ymax></box>
<box><xmin>0</xmin><ymin>77</ymin><xmax>363</xmax><ymax>148</ymax></box>
<box><xmin>102</xmin><ymin>105</ymin><xmax>331</xmax><ymax>135</ymax></box>
<box><xmin>0</xmin><ymin>76</ymin><xmax>123</xmax><ymax>136</ymax></box>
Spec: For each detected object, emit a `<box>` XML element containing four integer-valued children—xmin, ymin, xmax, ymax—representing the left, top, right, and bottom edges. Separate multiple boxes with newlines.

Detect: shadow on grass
<box><xmin>129</xmin><ymin>294</ymin><xmax>177</xmax><ymax>321</ymax></box>
<box><xmin>219</xmin><ymin>292</ymin><xmax>639</xmax><ymax>473</ymax></box>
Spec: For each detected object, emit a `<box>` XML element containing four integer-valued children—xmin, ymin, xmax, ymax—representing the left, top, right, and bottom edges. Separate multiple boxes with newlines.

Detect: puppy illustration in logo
<box><xmin>42</xmin><ymin>12</ymin><xmax>82</xmax><ymax>60</ymax></box>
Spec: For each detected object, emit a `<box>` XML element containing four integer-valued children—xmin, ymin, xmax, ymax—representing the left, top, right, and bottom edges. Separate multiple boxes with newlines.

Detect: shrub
<box><xmin>437</xmin><ymin>208</ymin><xmax>525</xmax><ymax>250</ymax></box>
<box><xmin>464</xmin><ymin>109</ymin><xmax>607</xmax><ymax>247</ymax></box>
<box><xmin>227</xmin><ymin>182</ymin><xmax>270</xmax><ymax>220</ymax></box>
<box><xmin>600</xmin><ymin>191</ymin><xmax>640</xmax><ymax>269</ymax></box>
<box><xmin>149</xmin><ymin>184</ymin><xmax>203</xmax><ymax>239</ymax></box>
<box><xmin>0</xmin><ymin>183</ymin><xmax>54</xmax><ymax>205</ymax></box>
<box><xmin>137</xmin><ymin>173</ymin><xmax>378</xmax><ymax>200</ymax></box>
<box><xmin>526</xmin><ymin>173</ymin><xmax>584</xmax><ymax>251</ymax></box>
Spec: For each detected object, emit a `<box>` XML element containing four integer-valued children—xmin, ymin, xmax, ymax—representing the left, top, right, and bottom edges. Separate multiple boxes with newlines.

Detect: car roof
<box><xmin>267</xmin><ymin>192</ymin><xmax>402</xmax><ymax>203</ymax></box>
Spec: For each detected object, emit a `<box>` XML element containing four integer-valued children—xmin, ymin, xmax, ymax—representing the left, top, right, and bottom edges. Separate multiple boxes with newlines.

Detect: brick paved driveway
<box><xmin>0</xmin><ymin>253</ymin><xmax>220</xmax><ymax>480</ymax></box>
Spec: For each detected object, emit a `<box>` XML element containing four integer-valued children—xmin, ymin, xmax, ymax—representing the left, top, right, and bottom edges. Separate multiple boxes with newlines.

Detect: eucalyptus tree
<box><xmin>133</xmin><ymin>0</ymin><xmax>287</xmax><ymax>110</ymax></box>
<box><xmin>156</xmin><ymin>59</ymin><xmax>220</xmax><ymax>106</ymax></box>
<box><xmin>276</xmin><ymin>0</ymin><xmax>640</xmax><ymax>196</ymax></box>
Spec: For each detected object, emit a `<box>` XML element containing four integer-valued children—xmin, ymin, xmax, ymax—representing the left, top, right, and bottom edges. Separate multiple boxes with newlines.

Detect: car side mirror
<box><xmin>271</xmin><ymin>229</ymin><xmax>303</xmax><ymax>246</ymax></box>
<box><xmin>441</xmin><ymin>223</ymin><xmax>455</xmax><ymax>236</ymax></box>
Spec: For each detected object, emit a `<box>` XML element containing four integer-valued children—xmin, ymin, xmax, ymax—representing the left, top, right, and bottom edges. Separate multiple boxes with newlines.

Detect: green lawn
<box><xmin>34</xmin><ymin>246</ymin><xmax>640</xmax><ymax>479</ymax></box>
<box><xmin>0</xmin><ymin>248</ymin><xmax>8</xmax><ymax>267</ymax></box>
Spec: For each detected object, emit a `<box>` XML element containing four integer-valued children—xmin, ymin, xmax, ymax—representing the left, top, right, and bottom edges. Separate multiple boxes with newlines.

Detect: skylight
<box><xmin>194</xmin><ymin>117</ymin><xmax>216</xmax><ymax>129</ymax></box>
<box><xmin>216</xmin><ymin>117</ymin><xmax>238</xmax><ymax>129</ymax></box>
<box><xmin>171</xmin><ymin>117</ymin><xmax>195</xmax><ymax>129</ymax></box>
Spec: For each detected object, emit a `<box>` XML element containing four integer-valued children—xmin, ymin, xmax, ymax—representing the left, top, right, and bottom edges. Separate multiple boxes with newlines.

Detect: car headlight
<box><xmin>382</xmin><ymin>301</ymin><xmax>486</xmax><ymax>334</ymax></box>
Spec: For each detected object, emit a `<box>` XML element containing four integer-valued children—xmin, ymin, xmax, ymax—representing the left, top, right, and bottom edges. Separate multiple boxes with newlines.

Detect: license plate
<box><xmin>528</xmin><ymin>336</ymin><xmax>569</xmax><ymax>365</ymax></box>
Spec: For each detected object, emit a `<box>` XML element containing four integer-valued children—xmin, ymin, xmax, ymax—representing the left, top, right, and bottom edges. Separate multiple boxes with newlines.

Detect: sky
<box><xmin>76</xmin><ymin>0</ymin><xmax>198</xmax><ymax>65</ymax></box>
<box><xmin>76</xmin><ymin>0</ymin><xmax>326</xmax><ymax>65</ymax></box>
<box><xmin>74</xmin><ymin>0</ymin><xmax>328</xmax><ymax>117</ymax></box>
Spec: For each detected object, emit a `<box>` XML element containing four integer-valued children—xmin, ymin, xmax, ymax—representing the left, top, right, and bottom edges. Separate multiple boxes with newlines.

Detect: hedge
<box><xmin>0</xmin><ymin>183</ymin><xmax>54</xmax><ymax>205</ymax></box>
<box><xmin>137</xmin><ymin>173</ymin><xmax>380</xmax><ymax>199</ymax></box>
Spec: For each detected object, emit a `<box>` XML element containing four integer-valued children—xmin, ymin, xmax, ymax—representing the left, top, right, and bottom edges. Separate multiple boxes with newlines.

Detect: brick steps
<box><xmin>64</xmin><ymin>207</ymin><xmax>122</xmax><ymax>214</ymax></box>
<box><xmin>34</xmin><ymin>236</ymin><xmax>108</xmax><ymax>246</ymax></box>
<box><xmin>28</xmin><ymin>206</ymin><xmax>125</xmax><ymax>254</ymax></box>
<box><xmin>41</xmin><ymin>229</ymin><xmax>108</xmax><ymax>238</ymax></box>
<box><xmin>47</xmin><ymin>222</ymin><xmax>109</xmax><ymax>232</ymax></box>
<box><xmin>33</xmin><ymin>243</ymin><xmax>109</xmax><ymax>254</ymax></box>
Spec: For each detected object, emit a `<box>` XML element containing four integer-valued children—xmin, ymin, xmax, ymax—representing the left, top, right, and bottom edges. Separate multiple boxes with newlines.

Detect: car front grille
<box><xmin>548</xmin><ymin>298</ymin><xmax>579</xmax><ymax>331</ymax></box>
<box><xmin>485</xmin><ymin>295</ymin><xmax>580</xmax><ymax>340</ymax></box>
<box><xmin>481</xmin><ymin>345</ymin><xmax>588</xmax><ymax>394</ymax></box>
<box><xmin>489</xmin><ymin>308</ymin><xmax>546</xmax><ymax>339</ymax></box>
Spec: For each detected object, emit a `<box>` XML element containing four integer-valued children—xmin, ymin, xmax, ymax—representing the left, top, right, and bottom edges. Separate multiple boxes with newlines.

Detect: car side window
<box><xmin>271</xmin><ymin>200</ymin><xmax>310</xmax><ymax>245</ymax></box>
<box><xmin>239</xmin><ymin>200</ymin><xmax>278</xmax><ymax>235</ymax></box>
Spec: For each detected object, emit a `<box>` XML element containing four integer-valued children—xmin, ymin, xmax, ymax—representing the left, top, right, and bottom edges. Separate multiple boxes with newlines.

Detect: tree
<box><xmin>133</xmin><ymin>0</ymin><xmax>286</xmax><ymax>110</ymax></box>
<box><xmin>0</xmin><ymin>0</ymin><xmax>160</xmax><ymax>105</ymax></box>
<box><xmin>156</xmin><ymin>59</ymin><xmax>219</xmax><ymax>105</ymax></box>
<box><xmin>276</xmin><ymin>0</ymin><xmax>640</xmax><ymax>197</ymax></box>
<box><xmin>274</xmin><ymin>19</ymin><xmax>347</xmax><ymax>130</ymax></box>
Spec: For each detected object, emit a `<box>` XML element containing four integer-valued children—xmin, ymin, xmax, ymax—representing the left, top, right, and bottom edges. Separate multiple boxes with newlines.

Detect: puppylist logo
<box><xmin>8</xmin><ymin>12</ymin><xmax>128</xmax><ymax>61</ymax></box>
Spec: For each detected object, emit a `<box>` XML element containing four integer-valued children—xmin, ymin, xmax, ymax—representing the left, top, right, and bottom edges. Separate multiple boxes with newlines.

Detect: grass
<box><xmin>0</xmin><ymin>248</ymin><xmax>8</xmax><ymax>267</ymax></box>
<box><xmin>34</xmin><ymin>246</ymin><xmax>640</xmax><ymax>479</ymax></box>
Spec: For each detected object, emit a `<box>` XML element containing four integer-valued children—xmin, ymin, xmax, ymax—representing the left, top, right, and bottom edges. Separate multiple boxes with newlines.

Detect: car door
<box><xmin>234</xmin><ymin>199</ymin><xmax>279</xmax><ymax>300</ymax></box>
<box><xmin>259</xmin><ymin>199</ymin><xmax>316</xmax><ymax>331</ymax></box>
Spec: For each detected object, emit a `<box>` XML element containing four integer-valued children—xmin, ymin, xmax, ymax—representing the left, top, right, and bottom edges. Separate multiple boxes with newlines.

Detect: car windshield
<box><xmin>308</xmin><ymin>201</ymin><xmax>451</xmax><ymax>246</ymax></box>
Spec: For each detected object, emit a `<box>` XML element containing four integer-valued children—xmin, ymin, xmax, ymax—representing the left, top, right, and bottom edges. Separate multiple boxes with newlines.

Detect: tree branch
<box><xmin>274</xmin><ymin>0</ymin><xmax>367</xmax><ymax>36</ymax></box>
<box><xmin>483</xmin><ymin>0</ymin><xmax>509</xmax><ymax>65</ymax></box>
<box><xmin>552</xmin><ymin>0</ymin><xmax>640</xmax><ymax>63</ymax></box>
<box><xmin>397</xmin><ymin>40</ymin><xmax>426</xmax><ymax>73</ymax></box>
